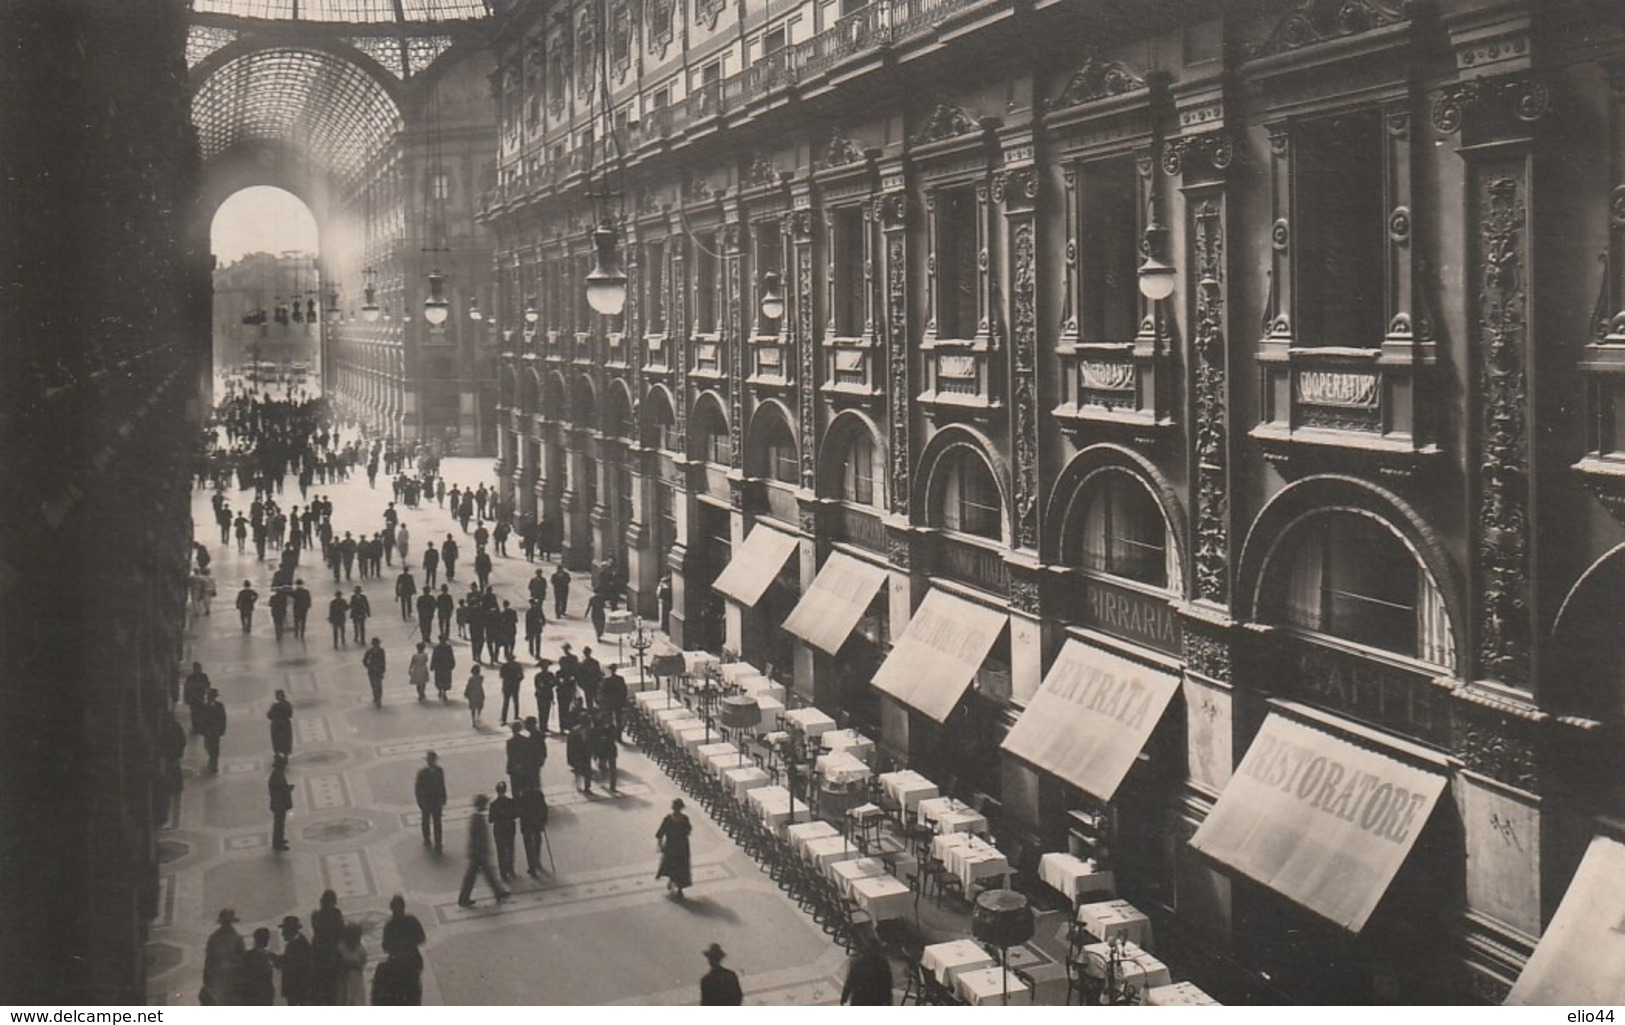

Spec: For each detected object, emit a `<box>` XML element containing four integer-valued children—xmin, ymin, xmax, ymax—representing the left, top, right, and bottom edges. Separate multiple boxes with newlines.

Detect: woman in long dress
<box><xmin>334</xmin><ymin>923</ymin><xmax>368</xmax><ymax>1006</ymax></box>
<box><xmin>464</xmin><ymin>666</ymin><xmax>485</xmax><ymax>727</ymax></box>
<box><xmin>655</xmin><ymin>798</ymin><xmax>693</xmax><ymax>898</ymax></box>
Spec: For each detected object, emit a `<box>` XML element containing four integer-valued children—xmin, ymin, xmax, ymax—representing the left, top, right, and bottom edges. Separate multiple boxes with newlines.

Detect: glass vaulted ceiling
<box><xmin>191</xmin><ymin>48</ymin><xmax>403</xmax><ymax>188</ymax></box>
<box><xmin>189</xmin><ymin>0</ymin><xmax>490</xmax><ymax>24</ymax></box>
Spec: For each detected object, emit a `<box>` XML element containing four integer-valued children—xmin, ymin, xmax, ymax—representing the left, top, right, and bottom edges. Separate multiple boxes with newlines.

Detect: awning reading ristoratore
<box><xmin>1506</xmin><ymin>836</ymin><xmax>1625</xmax><ymax>1005</ymax></box>
<box><xmin>782</xmin><ymin>551</ymin><xmax>890</xmax><ymax>655</ymax></box>
<box><xmin>1188</xmin><ymin>712</ymin><xmax>1447</xmax><ymax>933</ymax></box>
<box><xmin>1001</xmin><ymin>640</ymin><xmax>1180</xmax><ymax>803</ymax></box>
<box><xmin>710</xmin><ymin>524</ymin><xmax>800</xmax><ymax>607</ymax></box>
<box><xmin>870</xmin><ymin>588</ymin><xmax>1006</xmax><ymax>723</ymax></box>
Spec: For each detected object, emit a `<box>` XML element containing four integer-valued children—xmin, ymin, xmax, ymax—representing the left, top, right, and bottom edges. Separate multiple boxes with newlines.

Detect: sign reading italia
<box><xmin>1002</xmin><ymin>640</ymin><xmax>1180</xmax><ymax>802</ymax></box>
<box><xmin>1189</xmin><ymin>713</ymin><xmax>1447</xmax><ymax>933</ymax></box>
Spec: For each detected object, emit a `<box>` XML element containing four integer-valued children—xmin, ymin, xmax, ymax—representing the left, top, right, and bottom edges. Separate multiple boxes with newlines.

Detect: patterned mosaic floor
<box><xmin>147</xmin><ymin>456</ymin><xmax>847</xmax><ymax>1005</ymax></box>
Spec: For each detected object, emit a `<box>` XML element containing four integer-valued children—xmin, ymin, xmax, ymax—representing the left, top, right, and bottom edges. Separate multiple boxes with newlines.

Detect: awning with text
<box><xmin>782</xmin><ymin>551</ymin><xmax>890</xmax><ymax>655</ymax></box>
<box><xmin>1188</xmin><ymin>712</ymin><xmax>1447</xmax><ymax>933</ymax></box>
<box><xmin>710</xmin><ymin>524</ymin><xmax>800</xmax><ymax>608</ymax></box>
<box><xmin>870</xmin><ymin>588</ymin><xmax>1006</xmax><ymax>723</ymax></box>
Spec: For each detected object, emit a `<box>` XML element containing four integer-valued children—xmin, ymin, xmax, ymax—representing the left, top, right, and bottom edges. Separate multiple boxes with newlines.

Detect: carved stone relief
<box><xmin>1191</xmin><ymin>199</ymin><xmax>1229</xmax><ymax>604</ymax></box>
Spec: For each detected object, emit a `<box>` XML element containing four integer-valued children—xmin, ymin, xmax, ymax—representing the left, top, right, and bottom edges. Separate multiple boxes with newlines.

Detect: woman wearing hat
<box><xmin>201</xmin><ymin>908</ymin><xmax>243</xmax><ymax>1005</ymax></box>
<box><xmin>655</xmin><ymin>798</ymin><xmax>693</xmax><ymax>898</ymax></box>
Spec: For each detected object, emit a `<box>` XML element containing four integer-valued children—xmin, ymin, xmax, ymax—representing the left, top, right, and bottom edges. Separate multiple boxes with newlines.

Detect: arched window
<box><xmin>933</xmin><ymin>449</ymin><xmax>1001</xmax><ymax>540</ymax></box>
<box><xmin>840</xmin><ymin>430</ymin><xmax>876</xmax><ymax>506</ymax></box>
<box><xmin>694</xmin><ymin>400</ymin><xmax>731</xmax><ymax>465</ymax></box>
<box><xmin>1068</xmin><ymin>473</ymin><xmax>1170</xmax><ymax>588</ymax></box>
<box><xmin>760</xmin><ymin>417</ymin><xmax>798</xmax><ymax>484</ymax></box>
<box><xmin>1265</xmin><ymin>514</ymin><xmax>1454</xmax><ymax>669</ymax></box>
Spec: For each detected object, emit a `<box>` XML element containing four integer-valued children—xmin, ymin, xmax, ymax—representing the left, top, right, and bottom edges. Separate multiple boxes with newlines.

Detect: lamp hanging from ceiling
<box><xmin>582</xmin><ymin>0</ymin><xmax>627</xmax><ymax>318</ymax></box>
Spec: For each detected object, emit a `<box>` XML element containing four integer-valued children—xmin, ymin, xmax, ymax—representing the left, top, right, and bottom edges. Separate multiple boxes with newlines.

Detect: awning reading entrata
<box><xmin>1188</xmin><ymin>712</ymin><xmax>1447</xmax><ymax>933</ymax></box>
<box><xmin>870</xmin><ymin>588</ymin><xmax>1006</xmax><ymax>723</ymax></box>
<box><xmin>1000</xmin><ymin>640</ymin><xmax>1180</xmax><ymax>803</ymax></box>
<box><xmin>710</xmin><ymin>524</ymin><xmax>800</xmax><ymax>607</ymax></box>
<box><xmin>1506</xmin><ymin>836</ymin><xmax>1625</xmax><ymax>1005</ymax></box>
<box><xmin>782</xmin><ymin>551</ymin><xmax>890</xmax><ymax>655</ymax></box>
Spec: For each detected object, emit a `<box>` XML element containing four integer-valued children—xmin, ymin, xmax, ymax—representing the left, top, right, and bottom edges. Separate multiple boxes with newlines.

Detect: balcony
<box><xmin>822</xmin><ymin>342</ymin><xmax>881</xmax><ymax>404</ymax></box>
<box><xmin>747</xmin><ymin>336</ymin><xmax>790</xmax><ymax>388</ymax></box>
<box><xmin>690</xmin><ymin>337</ymin><xmax>726</xmax><ymax>383</ymax></box>
<box><xmin>662</xmin><ymin>0</ymin><xmax>999</xmax><ymax>139</ymax></box>
<box><xmin>918</xmin><ymin>342</ymin><xmax>999</xmax><ymax>420</ymax></box>
<box><xmin>1252</xmin><ymin>345</ymin><xmax>1438</xmax><ymax>468</ymax></box>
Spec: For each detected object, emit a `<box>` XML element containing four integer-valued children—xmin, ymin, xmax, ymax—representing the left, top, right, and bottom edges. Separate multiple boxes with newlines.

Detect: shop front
<box><xmin>871</xmin><ymin>585</ymin><xmax>1011</xmax><ymax>805</ymax></box>
<box><xmin>1507</xmin><ymin>835</ymin><xmax>1625</xmax><ymax>1005</ymax></box>
<box><xmin>782</xmin><ymin>548</ymin><xmax>891</xmax><ymax>729</ymax></box>
<box><xmin>1002</xmin><ymin>638</ymin><xmax>1183</xmax><ymax>881</ymax></box>
<box><xmin>710</xmin><ymin>519</ymin><xmax>799</xmax><ymax>665</ymax></box>
<box><xmin>1189</xmin><ymin>706</ymin><xmax>1457</xmax><ymax>1003</ymax></box>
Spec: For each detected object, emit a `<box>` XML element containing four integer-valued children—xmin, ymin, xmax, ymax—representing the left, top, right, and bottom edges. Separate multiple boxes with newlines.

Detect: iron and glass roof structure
<box><xmin>186</xmin><ymin>0</ymin><xmax>489</xmax><ymax>188</ymax></box>
<box><xmin>188</xmin><ymin>0</ymin><xmax>490</xmax><ymax>25</ymax></box>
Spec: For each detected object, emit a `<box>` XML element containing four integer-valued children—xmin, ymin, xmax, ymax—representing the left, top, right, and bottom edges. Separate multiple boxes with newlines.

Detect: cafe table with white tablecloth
<box><xmin>720</xmin><ymin>662</ymin><xmax>760</xmax><ymax>684</ymax></box>
<box><xmin>804</xmin><ymin>834</ymin><xmax>864</xmax><ymax>870</ymax></box>
<box><xmin>1146</xmin><ymin>982</ymin><xmax>1221</xmax><ymax>1006</ymax></box>
<box><xmin>737</xmin><ymin>675</ymin><xmax>788</xmax><ymax>705</ymax></box>
<box><xmin>697</xmin><ymin>741</ymin><xmax>738</xmax><ymax>763</ymax></box>
<box><xmin>782</xmin><ymin>707</ymin><xmax>837</xmax><ymax>738</ymax></box>
<box><xmin>784</xmin><ymin>819</ymin><xmax>841</xmax><ymax>855</ymax></box>
<box><xmin>748</xmin><ymin>694</ymin><xmax>785</xmax><ymax>731</ymax></box>
<box><xmin>707</xmin><ymin>749</ymin><xmax>751</xmax><ymax>778</ymax></box>
<box><xmin>1081</xmin><ymin>941</ymin><xmax>1171</xmax><ymax>997</ymax></box>
<box><xmin>821</xmin><ymin>728</ymin><xmax>874</xmax><ymax>762</ymax></box>
<box><xmin>849</xmin><ymin>872</ymin><xmax>912</xmax><ymax>922</ymax></box>
<box><xmin>635</xmin><ymin>690</ymin><xmax>679</xmax><ymax>713</ymax></box>
<box><xmin>723</xmin><ymin>765</ymin><xmax>771</xmax><ymax>801</ymax></box>
<box><xmin>878</xmin><ymin>770</ymin><xmax>940</xmax><ymax>814</ymax></box>
<box><xmin>827</xmin><ymin>856</ymin><xmax>887</xmax><ymax>897</ymax></box>
<box><xmin>1038</xmin><ymin>852</ymin><xmax>1116</xmax><ymax>902</ymax></box>
<box><xmin>955</xmin><ymin>965</ymin><xmax>1029</xmax><ymax>1006</ymax></box>
<box><xmin>747</xmin><ymin>785</ymin><xmax>809</xmax><ymax>832</ymax></box>
<box><xmin>917</xmin><ymin>796</ymin><xmax>987</xmax><ymax>835</ymax></box>
<box><xmin>931</xmin><ymin>832</ymin><xmax>1011</xmax><ymax>892</ymax></box>
<box><xmin>676</xmin><ymin>725</ymin><xmax>714</xmax><ymax>754</ymax></box>
<box><xmin>1077</xmin><ymin>898</ymin><xmax>1154</xmax><ymax>949</ymax></box>
<box><xmin>816</xmin><ymin>751</ymin><xmax>871</xmax><ymax>785</ymax></box>
<box><xmin>920</xmin><ymin>939</ymin><xmax>997</xmax><ymax>987</ymax></box>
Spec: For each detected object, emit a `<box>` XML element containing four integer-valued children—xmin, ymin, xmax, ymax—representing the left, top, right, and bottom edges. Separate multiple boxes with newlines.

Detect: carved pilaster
<box><xmin>793</xmin><ymin>208</ymin><xmax>818</xmax><ymax>487</ymax></box>
<box><xmin>723</xmin><ymin>222</ymin><xmax>744</xmax><ymax>470</ymax></box>
<box><xmin>999</xmin><ymin>167</ymin><xmax>1041</xmax><ymax>552</ymax></box>
<box><xmin>1189</xmin><ymin>195</ymin><xmax>1230</xmax><ymax>605</ymax></box>
<box><xmin>878</xmin><ymin>190</ymin><xmax>911</xmax><ymax>515</ymax></box>
<box><xmin>1470</xmin><ymin>167</ymin><xmax>1533</xmax><ymax>691</ymax></box>
<box><xmin>670</xmin><ymin>238</ymin><xmax>689</xmax><ymax>452</ymax></box>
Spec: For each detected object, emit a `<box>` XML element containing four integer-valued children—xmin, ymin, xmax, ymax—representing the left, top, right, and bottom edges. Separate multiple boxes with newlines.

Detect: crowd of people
<box><xmin>176</xmin><ymin>389</ymin><xmax>851</xmax><ymax>1006</ymax></box>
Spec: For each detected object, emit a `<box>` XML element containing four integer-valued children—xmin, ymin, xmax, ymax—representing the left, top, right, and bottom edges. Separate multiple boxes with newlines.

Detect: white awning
<box><xmin>710</xmin><ymin>524</ymin><xmax>800</xmax><ymax>607</ymax></box>
<box><xmin>1001</xmin><ymin>640</ymin><xmax>1180</xmax><ymax>803</ymax></box>
<box><xmin>1507</xmin><ymin>836</ymin><xmax>1625</xmax><ymax>1005</ymax></box>
<box><xmin>1189</xmin><ymin>712</ymin><xmax>1447</xmax><ymax>933</ymax></box>
<box><xmin>782</xmin><ymin>551</ymin><xmax>890</xmax><ymax>655</ymax></box>
<box><xmin>870</xmin><ymin>588</ymin><xmax>1006</xmax><ymax>723</ymax></box>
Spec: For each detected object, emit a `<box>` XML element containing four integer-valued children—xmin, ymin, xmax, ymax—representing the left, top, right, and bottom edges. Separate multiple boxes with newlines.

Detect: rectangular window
<box><xmin>430</xmin><ymin>171</ymin><xmax>449</xmax><ymax>201</ymax></box>
<box><xmin>1078</xmin><ymin>156</ymin><xmax>1139</xmax><ymax>343</ymax></box>
<box><xmin>763</xmin><ymin>26</ymin><xmax>787</xmax><ymax>55</ymax></box>
<box><xmin>578</xmin><ymin>255</ymin><xmax>594</xmax><ymax>328</ymax></box>
<box><xmin>842</xmin><ymin>433</ymin><xmax>874</xmax><ymax>506</ymax></box>
<box><xmin>1296</xmin><ymin>111</ymin><xmax>1386</xmax><ymax>347</ymax></box>
<box><xmin>935</xmin><ymin>186</ymin><xmax>979</xmax><ymax>340</ymax></box>
<box><xmin>646</xmin><ymin>240</ymin><xmax>667</xmax><ymax>334</ymax></box>
<box><xmin>770</xmin><ymin>438</ymin><xmax>798</xmax><ymax>483</ymax></box>
<box><xmin>615</xmin><ymin>464</ymin><xmax>634</xmax><ymax>537</ymax></box>
<box><xmin>833</xmin><ymin>206</ymin><xmax>865</xmax><ymax>337</ymax></box>
<box><xmin>694</xmin><ymin>232</ymin><xmax>718</xmax><ymax>333</ymax></box>
<box><xmin>840</xmin><ymin>0</ymin><xmax>869</xmax><ymax>15</ymax></box>
<box><xmin>706</xmin><ymin>429</ymin><xmax>732</xmax><ymax>466</ymax></box>
<box><xmin>755</xmin><ymin>222</ymin><xmax>782</xmax><ymax>335</ymax></box>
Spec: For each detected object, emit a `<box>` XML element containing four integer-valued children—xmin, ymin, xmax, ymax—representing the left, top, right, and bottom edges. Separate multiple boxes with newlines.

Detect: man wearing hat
<box><xmin>274</xmin><ymin>915</ymin><xmax>315</xmax><ymax>1005</ymax></box>
<box><xmin>533</xmin><ymin>660</ymin><xmax>556</xmax><ymax>736</ymax></box>
<box><xmin>202</xmin><ymin>908</ymin><xmax>245</xmax><ymax>1005</ymax></box>
<box><xmin>699</xmin><ymin>943</ymin><xmax>743</xmax><ymax>1005</ymax></box>
<box><xmin>200</xmin><ymin>688</ymin><xmax>228</xmax><ymax>774</ymax></box>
